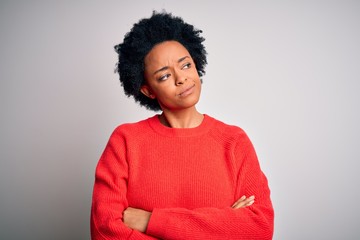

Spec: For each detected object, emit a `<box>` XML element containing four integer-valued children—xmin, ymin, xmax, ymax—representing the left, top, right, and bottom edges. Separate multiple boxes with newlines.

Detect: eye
<box><xmin>158</xmin><ymin>73</ymin><xmax>171</xmax><ymax>81</ymax></box>
<box><xmin>182</xmin><ymin>63</ymin><xmax>191</xmax><ymax>70</ymax></box>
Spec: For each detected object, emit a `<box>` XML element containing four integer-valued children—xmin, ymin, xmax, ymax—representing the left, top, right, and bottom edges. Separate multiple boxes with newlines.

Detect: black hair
<box><xmin>114</xmin><ymin>11</ymin><xmax>207</xmax><ymax>111</ymax></box>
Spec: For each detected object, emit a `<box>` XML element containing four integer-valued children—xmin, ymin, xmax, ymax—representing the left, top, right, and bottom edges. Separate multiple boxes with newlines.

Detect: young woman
<box><xmin>91</xmin><ymin>11</ymin><xmax>274</xmax><ymax>240</ymax></box>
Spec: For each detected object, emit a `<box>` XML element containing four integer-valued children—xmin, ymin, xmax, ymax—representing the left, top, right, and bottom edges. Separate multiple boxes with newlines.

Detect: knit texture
<box><xmin>91</xmin><ymin>115</ymin><xmax>274</xmax><ymax>239</ymax></box>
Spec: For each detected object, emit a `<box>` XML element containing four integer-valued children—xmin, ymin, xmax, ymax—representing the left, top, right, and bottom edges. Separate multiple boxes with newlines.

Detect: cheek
<box><xmin>191</xmin><ymin>68</ymin><xmax>200</xmax><ymax>79</ymax></box>
<box><xmin>193</xmin><ymin>73</ymin><xmax>201</xmax><ymax>84</ymax></box>
<box><xmin>153</xmin><ymin>85</ymin><xmax>174</xmax><ymax>99</ymax></box>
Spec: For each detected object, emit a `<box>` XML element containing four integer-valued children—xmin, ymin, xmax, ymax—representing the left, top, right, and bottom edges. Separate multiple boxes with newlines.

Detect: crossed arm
<box><xmin>123</xmin><ymin>195</ymin><xmax>255</xmax><ymax>233</ymax></box>
<box><xmin>91</xmin><ymin>129</ymin><xmax>274</xmax><ymax>239</ymax></box>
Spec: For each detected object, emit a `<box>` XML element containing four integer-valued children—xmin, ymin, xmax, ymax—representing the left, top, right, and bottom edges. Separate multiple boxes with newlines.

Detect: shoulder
<box><xmin>207</xmin><ymin>115</ymin><xmax>248</xmax><ymax>137</ymax></box>
<box><xmin>205</xmin><ymin>115</ymin><xmax>255</xmax><ymax>150</ymax></box>
<box><xmin>207</xmin><ymin>116</ymin><xmax>259</xmax><ymax>162</ymax></box>
<box><xmin>110</xmin><ymin>115</ymin><xmax>156</xmax><ymax>138</ymax></box>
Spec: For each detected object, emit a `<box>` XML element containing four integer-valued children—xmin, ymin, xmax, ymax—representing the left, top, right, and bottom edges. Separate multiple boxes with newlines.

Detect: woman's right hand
<box><xmin>231</xmin><ymin>195</ymin><xmax>255</xmax><ymax>209</ymax></box>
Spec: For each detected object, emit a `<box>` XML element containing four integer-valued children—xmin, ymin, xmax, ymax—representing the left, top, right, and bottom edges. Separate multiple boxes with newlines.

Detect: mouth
<box><xmin>178</xmin><ymin>84</ymin><xmax>195</xmax><ymax>96</ymax></box>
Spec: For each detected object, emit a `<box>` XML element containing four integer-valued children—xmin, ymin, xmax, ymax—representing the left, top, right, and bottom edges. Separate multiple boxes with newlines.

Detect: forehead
<box><xmin>144</xmin><ymin>41</ymin><xmax>190</xmax><ymax>67</ymax></box>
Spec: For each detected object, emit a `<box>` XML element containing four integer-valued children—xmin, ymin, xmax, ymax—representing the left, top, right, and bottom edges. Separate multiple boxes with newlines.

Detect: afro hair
<box><xmin>114</xmin><ymin>11</ymin><xmax>207</xmax><ymax>111</ymax></box>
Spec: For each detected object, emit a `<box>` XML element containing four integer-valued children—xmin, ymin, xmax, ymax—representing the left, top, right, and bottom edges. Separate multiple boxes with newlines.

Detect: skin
<box><xmin>123</xmin><ymin>41</ymin><xmax>255</xmax><ymax>232</ymax></box>
<box><xmin>141</xmin><ymin>40</ymin><xmax>203</xmax><ymax>128</ymax></box>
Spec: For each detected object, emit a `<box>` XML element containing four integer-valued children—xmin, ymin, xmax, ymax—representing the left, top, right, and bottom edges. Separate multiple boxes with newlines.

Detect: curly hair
<box><xmin>114</xmin><ymin>11</ymin><xmax>207</xmax><ymax>111</ymax></box>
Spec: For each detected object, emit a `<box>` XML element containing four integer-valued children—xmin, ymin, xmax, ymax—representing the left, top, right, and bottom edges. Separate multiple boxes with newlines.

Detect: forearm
<box><xmin>91</xmin><ymin>132</ymin><xmax>159</xmax><ymax>240</ymax></box>
<box><xmin>91</xmin><ymin>186</ymin><xmax>158</xmax><ymax>240</ymax></box>
<box><xmin>123</xmin><ymin>195</ymin><xmax>256</xmax><ymax>236</ymax></box>
<box><xmin>146</xmin><ymin>202</ymin><xmax>273</xmax><ymax>240</ymax></box>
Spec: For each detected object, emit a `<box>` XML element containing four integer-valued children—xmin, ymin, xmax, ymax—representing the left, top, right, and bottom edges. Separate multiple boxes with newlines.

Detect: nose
<box><xmin>175</xmin><ymin>72</ymin><xmax>187</xmax><ymax>86</ymax></box>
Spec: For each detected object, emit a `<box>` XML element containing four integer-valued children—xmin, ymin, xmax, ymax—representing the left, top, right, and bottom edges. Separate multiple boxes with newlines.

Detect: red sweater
<box><xmin>91</xmin><ymin>114</ymin><xmax>274</xmax><ymax>239</ymax></box>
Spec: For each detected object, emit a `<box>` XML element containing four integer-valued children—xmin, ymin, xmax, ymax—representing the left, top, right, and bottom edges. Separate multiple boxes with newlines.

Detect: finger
<box><xmin>243</xmin><ymin>196</ymin><xmax>255</xmax><ymax>207</ymax></box>
<box><xmin>246</xmin><ymin>200</ymin><xmax>255</xmax><ymax>206</ymax></box>
<box><xmin>233</xmin><ymin>199</ymin><xmax>254</xmax><ymax>209</ymax></box>
<box><xmin>231</xmin><ymin>195</ymin><xmax>246</xmax><ymax>208</ymax></box>
<box><xmin>232</xmin><ymin>195</ymin><xmax>255</xmax><ymax>209</ymax></box>
<box><xmin>232</xmin><ymin>197</ymin><xmax>251</xmax><ymax>209</ymax></box>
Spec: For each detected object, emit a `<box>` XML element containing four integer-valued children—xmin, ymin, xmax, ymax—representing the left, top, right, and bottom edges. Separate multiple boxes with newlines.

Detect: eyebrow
<box><xmin>153</xmin><ymin>56</ymin><xmax>190</xmax><ymax>75</ymax></box>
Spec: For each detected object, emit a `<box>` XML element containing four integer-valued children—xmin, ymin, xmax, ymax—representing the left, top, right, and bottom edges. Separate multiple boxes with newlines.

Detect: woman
<box><xmin>91</xmin><ymin>11</ymin><xmax>274</xmax><ymax>240</ymax></box>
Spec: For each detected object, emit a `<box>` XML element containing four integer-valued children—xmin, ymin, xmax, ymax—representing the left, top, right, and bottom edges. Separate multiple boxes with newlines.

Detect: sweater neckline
<box><xmin>147</xmin><ymin>114</ymin><xmax>214</xmax><ymax>137</ymax></box>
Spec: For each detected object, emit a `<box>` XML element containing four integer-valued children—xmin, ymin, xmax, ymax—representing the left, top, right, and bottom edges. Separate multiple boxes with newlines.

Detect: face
<box><xmin>142</xmin><ymin>41</ymin><xmax>201</xmax><ymax>112</ymax></box>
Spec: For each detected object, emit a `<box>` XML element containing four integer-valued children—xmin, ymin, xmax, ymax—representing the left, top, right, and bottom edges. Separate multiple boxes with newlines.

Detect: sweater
<box><xmin>91</xmin><ymin>114</ymin><xmax>274</xmax><ymax>240</ymax></box>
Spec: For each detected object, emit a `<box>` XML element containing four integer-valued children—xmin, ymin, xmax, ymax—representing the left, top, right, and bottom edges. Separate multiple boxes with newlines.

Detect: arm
<box><xmin>123</xmin><ymin>195</ymin><xmax>255</xmax><ymax>232</ymax></box>
<box><xmin>90</xmin><ymin>129</ymin><xmax>158</xmax><ymax>240</ymax></box>
<box><xmin>92</xmin><ymin>128</ymin><xmax>274</xmax><ymax>239</ymax></box>
<box><xmin>143</xmin><ymin>132</ymin><xmax>274</xmax><ymax>240</ymax></box>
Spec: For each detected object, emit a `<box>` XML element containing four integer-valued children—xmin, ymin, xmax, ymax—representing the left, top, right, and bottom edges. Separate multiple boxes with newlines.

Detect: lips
<box><xmin>178</xmin><ymin>84</ymin><xmax>195</xmax><ymax>96</ymax></box>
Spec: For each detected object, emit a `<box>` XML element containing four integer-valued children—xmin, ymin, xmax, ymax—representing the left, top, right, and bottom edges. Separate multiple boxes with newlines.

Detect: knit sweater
<box><xmin>91</xmin><ymin>114</ymin><xmax>274</xmax><ymax>240</ymax></box>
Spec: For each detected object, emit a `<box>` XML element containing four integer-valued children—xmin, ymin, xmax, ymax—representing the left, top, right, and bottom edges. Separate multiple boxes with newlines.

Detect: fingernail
<box><xmin>249</xmin><ymin>195</ymin><xmax>255</xmax><ymax>200</ymax></box>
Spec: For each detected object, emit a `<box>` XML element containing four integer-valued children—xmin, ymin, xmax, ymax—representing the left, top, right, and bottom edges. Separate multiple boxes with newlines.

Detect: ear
<box><xmin>140</xmin><ymin>85</ymin><xmax>156</xmax><ymax>99</ymax></box>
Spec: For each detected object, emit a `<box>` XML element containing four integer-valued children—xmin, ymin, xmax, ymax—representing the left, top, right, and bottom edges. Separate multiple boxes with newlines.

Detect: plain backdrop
<box><xmin>1</xmin><ymin>1</ymin><xmax>359</xmax><ymax>239</ymax></box>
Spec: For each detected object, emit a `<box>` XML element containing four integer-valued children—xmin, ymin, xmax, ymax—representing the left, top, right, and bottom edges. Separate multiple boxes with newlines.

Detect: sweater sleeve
<box><xmin>145</xmin><ymin>132</ymin><xmax>274</xmax><ymax>240</ymax></box>
<box><xmin>90</xmin><ymin>129</ymin><xmax>158</xmax><ymax>240</ymax></box>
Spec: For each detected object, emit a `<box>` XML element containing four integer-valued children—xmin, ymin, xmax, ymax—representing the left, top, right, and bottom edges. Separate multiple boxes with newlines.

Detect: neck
<box><xmin>159</xmin><ymin>108</ymin><xmax>204</xmax><ymax>128</ymax></box>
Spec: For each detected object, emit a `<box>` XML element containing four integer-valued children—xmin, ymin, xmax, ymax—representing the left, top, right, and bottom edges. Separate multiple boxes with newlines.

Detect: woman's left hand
<box><xmin>231</xmin><ymin>195</ymin><xmax>255</xmax><ymax>209</ymax></box>
<box><xmin>123</xmin><ymin>207</ymin><xmax>152</xmax><ymax>232</ymax></box>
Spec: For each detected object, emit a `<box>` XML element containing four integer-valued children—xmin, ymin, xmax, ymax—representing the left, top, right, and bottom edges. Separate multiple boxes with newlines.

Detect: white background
<box><xmin>1</xmin><ymin>1</ymin><xmax>359</xmax><ymax>239</ymax></box>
